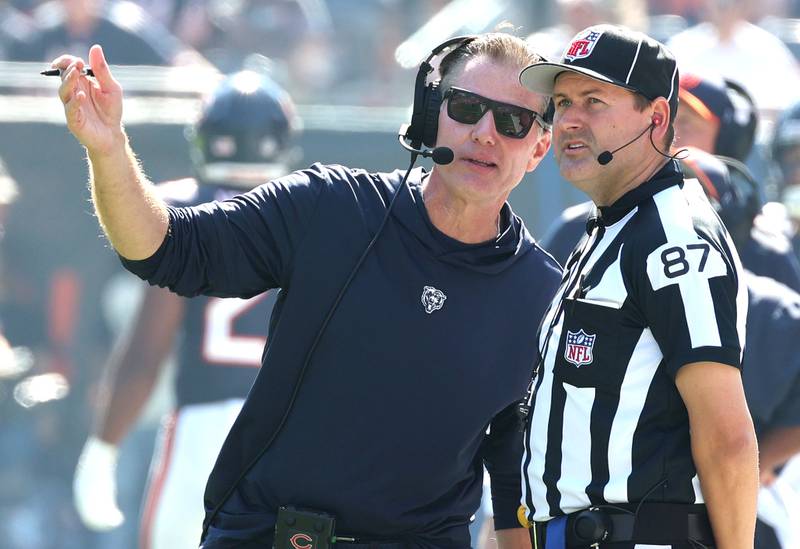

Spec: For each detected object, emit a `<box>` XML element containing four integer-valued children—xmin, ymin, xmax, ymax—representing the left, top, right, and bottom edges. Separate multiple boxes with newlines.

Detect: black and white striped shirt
<box><xmin>521</xmin><ymin>161</ymin><xmax>748</xmax><ymax>522</ymax></box>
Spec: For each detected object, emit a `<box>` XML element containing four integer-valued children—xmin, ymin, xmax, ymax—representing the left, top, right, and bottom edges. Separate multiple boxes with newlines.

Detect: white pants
<box><xmin>139</xmin><ymin>399</ymin><xmax>244</xmax><ymax>549</ymax></box>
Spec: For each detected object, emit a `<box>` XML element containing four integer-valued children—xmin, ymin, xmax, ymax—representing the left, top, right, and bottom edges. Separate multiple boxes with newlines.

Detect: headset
<box><xmin>596</xmin><ymin>113</ymin><xmax>687</xmax><ymax>166</ymax></box>
<box><xmin>201</xmin><ymin>35</ymin><xmax>478</xmax><ymax>544</ymax></box>
<box><xmin>398</xmin><ymin>35</ymin><xmax>477</xmax><ymax>162</ymax></box>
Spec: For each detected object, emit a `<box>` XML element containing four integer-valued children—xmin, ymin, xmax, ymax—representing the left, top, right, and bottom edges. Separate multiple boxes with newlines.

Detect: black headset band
<box><xmin>425</xmin><ymin>35</ymin><xmax>477</xmax><ymax>65</ymax></box>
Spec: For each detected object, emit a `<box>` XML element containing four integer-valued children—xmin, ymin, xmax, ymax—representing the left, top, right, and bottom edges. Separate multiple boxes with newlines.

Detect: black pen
<box><xmin>40</xmin><ymin>68</ymin><xmax>95</xmax><ymax>77</ymax></box>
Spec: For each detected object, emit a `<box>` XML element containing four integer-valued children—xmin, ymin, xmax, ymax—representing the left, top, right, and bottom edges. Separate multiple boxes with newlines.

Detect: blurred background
<box><xmin>1</xmin><ymin>0</ymin><xmax>800</xmax><ymax>547</ymax></box>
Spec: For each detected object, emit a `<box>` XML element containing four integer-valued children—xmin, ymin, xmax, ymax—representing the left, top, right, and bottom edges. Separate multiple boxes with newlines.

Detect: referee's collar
<box><xmin>595</xmin><ymin>159</ymin><xmax>683</xmax><ymax>226</ymax></box>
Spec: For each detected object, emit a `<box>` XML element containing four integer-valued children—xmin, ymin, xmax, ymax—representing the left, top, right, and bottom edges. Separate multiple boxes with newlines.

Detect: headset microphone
<box><xmin>596</xmin><ymin>150</ymin><xmax>614</xmax><ymax>166</ymax></box>
<box><xmin>398</xmin><ymin>125</ymin><xmax>454</xmax><ymax>165</ymax></box>
<box><xmin>596</xmin><ymin>122</ymin><xmax>656</xmax><ymax>165</ymax></box>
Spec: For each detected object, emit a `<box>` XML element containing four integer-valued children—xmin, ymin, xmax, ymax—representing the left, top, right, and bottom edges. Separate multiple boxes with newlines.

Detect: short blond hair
<box><xmin>439</xmin><ymin>33</ymin><xmax>549</xmax><ymax>112</ymax></box>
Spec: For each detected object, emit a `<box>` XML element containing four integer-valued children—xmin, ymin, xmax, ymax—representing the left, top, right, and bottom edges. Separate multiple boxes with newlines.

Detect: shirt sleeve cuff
<box><xmin>117</xmin><ymin>220</ymin><xmax>172</xmax><ymax>281</ymax></box>
<box><xmin>667</xmin><ymin>346</ymin><xmax>742</xmax><ymax>379</ymax></box>
<box><xmin>492</xmin><ymin>499</ymin><xmax>524</xmax><ymax>530</ymax></box>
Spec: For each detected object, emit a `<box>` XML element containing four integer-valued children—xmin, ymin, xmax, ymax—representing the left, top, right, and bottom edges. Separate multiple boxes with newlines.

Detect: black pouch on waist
<box><xmin>565</xmin><ymin>508</ymin><xmax>612</xmax><ymax>546</ymax></box>
<box><xmin>274</xmin><ymin>506</ymin><xmax>336</xmax><ymax>549</ymax></box>
<box><xmin>562</xmin><ymin>503</ymin><xmax>714</xmax><ymax>547</ymax></box>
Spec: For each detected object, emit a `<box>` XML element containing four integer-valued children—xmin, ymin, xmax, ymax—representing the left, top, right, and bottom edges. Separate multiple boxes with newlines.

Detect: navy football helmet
<box><xmin>187</xmin><ymin>70</ymin><xmax>300</xmax><ymax>188</ymax></box>
<box><xmin>679</xmin><ymin>73</ymin><xmax>758</xmax><ymax>162</ymax></box>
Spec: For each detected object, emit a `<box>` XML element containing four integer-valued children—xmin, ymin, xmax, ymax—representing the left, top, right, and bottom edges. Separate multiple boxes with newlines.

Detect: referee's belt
<box><xmin>531</xmin><ymin>503</ymin><xmax>714</xmax><ymax>548</ymax></box>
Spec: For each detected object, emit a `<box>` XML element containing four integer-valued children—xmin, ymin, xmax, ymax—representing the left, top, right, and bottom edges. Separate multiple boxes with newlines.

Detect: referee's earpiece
<box><xmin>652</xmin><ymin>115</ymin><xmax>662</xmax><ymax>127</ymax></box>
<box><xmin>402</xmin><ymin>35</ymin><xmax>476</xmax><ymax>149</ymax></box>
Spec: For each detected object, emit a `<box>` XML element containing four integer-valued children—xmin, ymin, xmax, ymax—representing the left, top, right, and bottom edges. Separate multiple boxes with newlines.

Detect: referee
<box><xmin>518</xmin><ymin>25</ymin><xmax>758</xmax><ymax>548</ymax></box>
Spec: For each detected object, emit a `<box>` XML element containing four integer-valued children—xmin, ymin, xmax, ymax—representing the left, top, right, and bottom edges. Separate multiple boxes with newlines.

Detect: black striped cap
<box><xmin>520</xmin><ymin>25</ymin><xmax>679</xmax><ymax>118</ymax></box>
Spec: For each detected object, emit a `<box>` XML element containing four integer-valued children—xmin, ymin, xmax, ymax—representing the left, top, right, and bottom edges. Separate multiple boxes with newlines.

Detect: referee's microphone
<box><xmin>398</xmin><ymin>125</ymin><xmax>454</xmax><ymax>165</ymax></box>
<box><xmin>596</xmin><ymin>121</ymin><xmax>656</xmax><ymax>165</ymax></box>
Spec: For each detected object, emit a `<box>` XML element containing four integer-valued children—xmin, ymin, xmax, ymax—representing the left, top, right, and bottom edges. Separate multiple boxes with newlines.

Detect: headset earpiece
<box><xmin>405</xmin><ymin>59</ymin><xmax>437</xmax><ymax>148</ymax></box>
<box><xmin>420</xmin><ymin>81</ymin><xmax>443</xmax><ymax>148</ymax></box>
<box><xmin>652</xmin><ymin>115</ymin><xmax>662</xmax><ymax>127</ymax></box>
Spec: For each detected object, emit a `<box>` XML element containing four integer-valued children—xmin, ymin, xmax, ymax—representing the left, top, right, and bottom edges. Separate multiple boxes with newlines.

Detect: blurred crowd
<box><xmin>0</xmin><ymin>0</ymin><xmax>461</xmax><ymax>106</ymax></box>
<box><xmin>2</xmin><ymin>0</ymin><xmax>800</xmax><ymax>548</ymax></box>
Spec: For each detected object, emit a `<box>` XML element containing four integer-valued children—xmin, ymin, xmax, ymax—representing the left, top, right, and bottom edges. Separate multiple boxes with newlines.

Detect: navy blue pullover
<box><xmin>741</xmin><ymin>271</ymin><xmax>800</xmax><ymax>437</ymax></box>
<box><xmin>122</xmin><ymin>164</ymin><xmax>562</xmax><ymax>547</ymax></box>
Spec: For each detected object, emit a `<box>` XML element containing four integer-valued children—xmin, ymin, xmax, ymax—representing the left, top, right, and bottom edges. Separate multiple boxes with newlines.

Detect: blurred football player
<box><xmin>72</xmin><ymin>70</ymin><xmax>300</xmax><ymax>549</ymax></box>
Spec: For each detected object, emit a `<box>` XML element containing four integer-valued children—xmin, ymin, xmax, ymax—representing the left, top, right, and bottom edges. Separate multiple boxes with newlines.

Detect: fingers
<box><xmin>53</xmin><ymin>46</ymin><xmax>124</xmax><ymax>148</ymax></box>
<box><xmin>57</xmin><ymin>61</ymin><xmax>88</xmax><ymax>104</ymax></box>
<box><xmin>58</xmin><ymin>62</ymin><xmax>92</xmax><ymax>135</ymax></box>
<box><xmin>53</xmin><ymin>44</ymin><xmax>120</xmax><ymax>105</ymax></box>
<box><xmin>63</xmin><ymin>89</ymin><xmax>86</xmax><ymax>129</ymax></box>
<box><xmin>50</xmin><ymin>53</ymin><xmax>82</xmax><ymax>72</ymax></box>
<box><xmin>88</xmin><ymin>44</ymin><xmax>121</xmax><ymax>93</ymax></box>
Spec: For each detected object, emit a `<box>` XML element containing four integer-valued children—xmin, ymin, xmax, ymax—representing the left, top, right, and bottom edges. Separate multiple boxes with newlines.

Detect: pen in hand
<box><xmin>41</xmin><ymin>68</ymin><xmax>95</xmax><ymax>77</ymax></box>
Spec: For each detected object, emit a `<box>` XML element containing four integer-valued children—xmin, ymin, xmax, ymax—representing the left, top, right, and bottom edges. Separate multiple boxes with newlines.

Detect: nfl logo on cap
<box><xmin>519</xmin><ymin>24</ymin><xmax>680</xmax><ymax>122</ymax></box>
<box><xmin>564</xmin><ymin>30</ymin><xmax>603</xmax><ymax>62</ymax></box>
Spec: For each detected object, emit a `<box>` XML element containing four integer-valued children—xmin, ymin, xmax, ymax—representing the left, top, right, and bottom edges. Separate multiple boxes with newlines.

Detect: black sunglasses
<box><xmin>443</xmin><ymin>87</ymin><xmax>549</xmax><ymax>139</ymax></box>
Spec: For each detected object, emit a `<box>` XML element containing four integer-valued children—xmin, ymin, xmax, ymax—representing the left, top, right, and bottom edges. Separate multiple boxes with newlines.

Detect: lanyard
<box><xmin>517</xmin><ymin>220</ymin><xmax>606</xmax><ymax>426</ymax></box>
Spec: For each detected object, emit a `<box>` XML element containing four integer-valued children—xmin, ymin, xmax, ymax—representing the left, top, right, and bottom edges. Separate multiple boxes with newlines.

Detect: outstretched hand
<box><xmin>51</xmin><ymin>45</ymin><xmax>124</xmax><ymax>155</ymax></box>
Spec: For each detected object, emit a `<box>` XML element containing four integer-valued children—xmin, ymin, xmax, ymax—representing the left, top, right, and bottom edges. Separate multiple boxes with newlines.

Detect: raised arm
<box><xmin>52</xmin><ymin>44</ymin><xmax>168</xmax><ymax>259</ymax></box>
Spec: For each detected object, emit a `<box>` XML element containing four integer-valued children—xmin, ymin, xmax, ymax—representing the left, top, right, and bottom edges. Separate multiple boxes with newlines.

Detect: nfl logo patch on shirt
<box><xmin>564</xmin><ymin>329</ymin><xmax>596</xmax><ymax>367</ymax></box>
<box><xmin>564</xmin><ymin>30</ymin><xmax>603</xmax><ymax>61</ymax></box>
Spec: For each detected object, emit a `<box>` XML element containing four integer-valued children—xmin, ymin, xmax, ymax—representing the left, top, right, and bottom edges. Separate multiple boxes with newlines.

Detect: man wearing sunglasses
<box><xmin>51</xmin><ymin>32</ymin><xmax>561</xmax><ymax>549</ymax></box>
<box><xmin>517</xmin><ymin>25</ymin><xmax>758</xmax><ymax>548</ymax></box>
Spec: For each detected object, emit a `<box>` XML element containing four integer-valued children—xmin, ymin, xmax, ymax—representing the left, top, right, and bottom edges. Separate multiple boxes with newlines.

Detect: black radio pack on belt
<box><xmin>533</xmin><ymin>503</ymin><xmax>715</xmax><ymax>548</ymax></box>
<box><xmin>567</xmin><ymin>508</ymin><xmax>612</xmax><ymax>545</ymax></box>
<box><xmin>274</xmin><ymin>506</ymin><xmax>336</xmax><ymax>549</ymax></box>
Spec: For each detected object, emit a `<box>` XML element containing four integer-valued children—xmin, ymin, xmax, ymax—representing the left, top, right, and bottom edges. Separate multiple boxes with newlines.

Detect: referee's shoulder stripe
<box><xmin>651</xmin><ymin>186</ymin><xmax>698</xmax><ymax>242</ymax></box>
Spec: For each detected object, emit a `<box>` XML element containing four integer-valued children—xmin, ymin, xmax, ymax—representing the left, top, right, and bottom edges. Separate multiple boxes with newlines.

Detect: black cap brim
<box><xmin>520</xmin><ymin>62</ymin><xmax>638</xmax><ymax>96</ymax></box>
